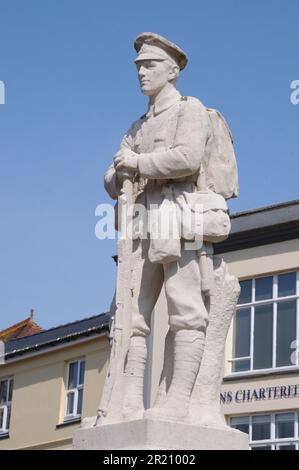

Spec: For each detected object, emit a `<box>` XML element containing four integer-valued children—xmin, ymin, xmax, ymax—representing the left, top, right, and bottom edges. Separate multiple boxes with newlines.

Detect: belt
<box><xmin>150</xmin><ymin>176</ymin><xmax>197</xmax><ymax>186</ymax></box>
<box><xmin>136</xmin><ymin>176</ymin><xmax>198</xmax><ymax>195</ymax></box>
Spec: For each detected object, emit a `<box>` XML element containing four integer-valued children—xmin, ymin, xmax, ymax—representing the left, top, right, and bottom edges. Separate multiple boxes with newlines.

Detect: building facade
<box><xmin>219</xmin><ymin>200</ymin><xmax>299</xmax><ymax>450</ymax></box>
<box><xmin>0</xmin><ymin>315</ymin><xmax>110</xmax><ymax>449</ymax></box>
<box><xmin>1</xmin><ymin>200</ymin><xmax>299</xmax><ymax>450</ymax></box>
<box><xmin>149</xmin><ymin>200</ymin><xmax>299</xmax><ymax>450</ymax></box>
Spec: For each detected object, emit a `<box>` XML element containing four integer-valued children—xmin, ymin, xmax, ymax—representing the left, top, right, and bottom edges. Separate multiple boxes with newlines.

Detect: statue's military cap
<box><xmin>134</xmin><ymin>32</ymin><xmax>188</xmax><ymax>71</ymax></box>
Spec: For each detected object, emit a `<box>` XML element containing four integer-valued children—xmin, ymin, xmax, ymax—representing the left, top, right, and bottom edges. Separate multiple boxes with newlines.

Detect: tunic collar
<box><xmin>146</xmin><ymin>88</ymin><xmax>181</xmax><ymax>117</ymax></box>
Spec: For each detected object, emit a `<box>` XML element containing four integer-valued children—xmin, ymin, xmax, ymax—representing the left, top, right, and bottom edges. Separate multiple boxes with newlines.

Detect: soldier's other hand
<box><xmin>116</xmin><ymin>169</ymin><xmax>134</xmax><ymax>182</ymax></box>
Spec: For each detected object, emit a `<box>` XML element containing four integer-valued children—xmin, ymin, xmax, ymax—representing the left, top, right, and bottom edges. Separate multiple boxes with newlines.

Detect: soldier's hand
<box><xmin>114</xmin><ymin>149</ymin><xmax>138</xmax><ymax>175</ymax></box>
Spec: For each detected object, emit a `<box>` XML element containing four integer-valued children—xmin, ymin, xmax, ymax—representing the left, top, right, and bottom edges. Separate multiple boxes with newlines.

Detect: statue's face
<box><xmin>136</xmin><ymin>59</ymin><xmax>174</xmax><ymax>96</ymax></box>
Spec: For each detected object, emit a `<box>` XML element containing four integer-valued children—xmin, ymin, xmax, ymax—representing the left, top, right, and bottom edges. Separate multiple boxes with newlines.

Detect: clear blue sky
<box><xmin>0</xmin><ymin>0</ymin><xmax>298</xmax><ymax>330</ymax></box>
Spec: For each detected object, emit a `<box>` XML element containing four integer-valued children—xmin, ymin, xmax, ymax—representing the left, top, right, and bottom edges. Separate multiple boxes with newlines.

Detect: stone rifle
<box><xmin>96</xmin><ymin>177</ymin><xmax>134</xmax><ymax>424</ymax></box>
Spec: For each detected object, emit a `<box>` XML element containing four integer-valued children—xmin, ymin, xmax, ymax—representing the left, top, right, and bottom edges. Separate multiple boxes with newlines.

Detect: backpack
<box><xmin>199</xmin><ymin>107</ymin><xmax>238</xmax><ymax>200</ymax></box>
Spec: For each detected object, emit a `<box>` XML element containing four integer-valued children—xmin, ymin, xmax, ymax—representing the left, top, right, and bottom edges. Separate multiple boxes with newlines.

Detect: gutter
<box><xmin>2</xmin><ymin>323</ymin><xmax>110</xmax><ymax>363</ymax></box>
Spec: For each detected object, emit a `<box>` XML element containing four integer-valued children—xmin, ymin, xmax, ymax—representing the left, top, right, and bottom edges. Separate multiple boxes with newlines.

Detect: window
<box><xmin>0</xmin><ymin>377</ymin><xmax>13</xmax><ymax>434</ymax></box>
<box><xmin>64</xmin><ymin>359</ymin><xmax>85</xmax><ymax>420</ymax></box>
<box><xmin>231</xmin><ymin>272</ymin><xmax>299</xmax><ymax>373</ymax></box>
<box><xmin>230</xmin><ymin>412</ymin><xmax>299</xmax><ymax>450</ymax></box>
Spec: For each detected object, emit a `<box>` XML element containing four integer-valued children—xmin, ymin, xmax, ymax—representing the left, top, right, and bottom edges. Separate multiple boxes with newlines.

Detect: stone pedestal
<box><xmin>73</xmin><ymin>418</ymin><xmax>249</xmax><ymax>450</ymax></box>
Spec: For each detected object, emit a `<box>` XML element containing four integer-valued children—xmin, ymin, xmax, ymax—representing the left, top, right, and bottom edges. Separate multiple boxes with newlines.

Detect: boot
<box><xmin>145</xmin><ymin>329</ymin><xmax>205</xmax><ymax>421</ymax></box>
<box><xmin>122</xmin><ymin>335</ymin><xmax>147</xmax><ymax>421</ymax></box>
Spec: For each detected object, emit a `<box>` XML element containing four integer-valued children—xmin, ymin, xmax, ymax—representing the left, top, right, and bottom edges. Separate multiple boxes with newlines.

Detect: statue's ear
<box><xmin>169</xmin><ymin>64</ymin><xmax>180</xmax><ymax>81</ymax></box>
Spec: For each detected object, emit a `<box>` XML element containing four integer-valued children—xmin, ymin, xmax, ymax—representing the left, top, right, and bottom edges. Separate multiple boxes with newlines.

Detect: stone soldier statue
<box><xmin>103</xmin><ymin>32</ymin><xmax>238</xmax><ymax>424</ymax></box>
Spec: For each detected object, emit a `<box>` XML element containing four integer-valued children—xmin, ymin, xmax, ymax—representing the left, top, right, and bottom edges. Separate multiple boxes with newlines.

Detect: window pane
<box><xmin>252</xmin><ymin>415</ymin><xmax>271</xmax><ymax>440</ymax></box>
<box><xmin>79</xmin><ymin>361</ymin><xmax>85</xmax><ymax>386</ymax></box>
<box><xmin>278</xmin><ymin>272</ymin><xmax>296</xmax><ymax>297</ymax></box>
<box><xmin>238</xmin><ymin>280</ymin><xmax>252</xmax><ymax>304</ymax></box>
<box><xmin>275</xmin><ymin>413</ymin><xmax>294</xmax><ymax>438</ymax></box>
<box><xmin>230</xmin><ymin>416</ymin><xmax>249</xmax><ymax>435</ymax></box>
<box><xmin>253</xmin><ymin>304</ymin><xmax>273</xmax><ymax>369</ymax></box>
<box><xmin>66</xmin><ymin>392</ymin><xmax>75</xmax><ymax>416</ymax></box>
<box><xmin>276</xmin><ymin>300</ymin><xmax>297</xmax><ymax>367</ymax></box>
<box><xmin>0</xmin><ymin>407</ymin><xmax>4</xmax><ymax>429</ymax></box>
<box><xmin>68</xmin><ymin>362</ymin><xmax>78</xmax><ymax>389</ymax></box>
<box><xmin>255</xmin><ymin>276</ymin><xmax>273</xmax><ymax>301</ymax></box>
<box><xmin>252</xmin><ymin>445</ymin><xmax>272</xmax><ymax>450</ymax></box>
<box><xmin>0</xmin><ymin>380</ymin><xmax>8</xmax><ymax>404</ymax></box>
<box><xmin>77</xmin><ymin>388</ymin><xmax>83</xmax><ymax>415</ymax></box>
<box><xmin>8</xmin><ymin>380</ymin><xmax>13</xmax><ymax>402</ymax></box>
<box><xmin>277</xmin><ymin>444</ymin><xmax>296</xmax><ymax>450</ymax></box>
<box><xmin>232</xmin><ymin>359</ymin><xmax>250</xmax><ymax>372</ymax></box>
<box><xmin>234</xmin><ymin>308</ymin><xmax>251</xmax><ymax>358</ymax></box>
<box><xmin>6</xmin><ymin>405</ymin><xmax>11</xmax><ymax>431</ymax></box>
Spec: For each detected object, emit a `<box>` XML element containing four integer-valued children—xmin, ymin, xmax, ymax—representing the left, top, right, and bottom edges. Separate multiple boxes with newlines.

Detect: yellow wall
<box><xmin>222</xmin><ymin>239</ymin><xmax>299</xmax><ymax>376</ymax></box>
<box><xmin>0</xmin><ymin>336</ymin><xmax>109</xmax><ymax>450</ymax></box>
<box><xmin>222</xmin><ymin>239</ymin><xmax>299</xmax><ymax>279</ymax></box>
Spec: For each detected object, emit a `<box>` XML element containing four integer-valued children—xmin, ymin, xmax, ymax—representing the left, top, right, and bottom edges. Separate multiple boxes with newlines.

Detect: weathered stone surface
<box><xmin>73</xmin><ymin>419</ymin><xmax>249</xmax><ymax>450</ymax></box>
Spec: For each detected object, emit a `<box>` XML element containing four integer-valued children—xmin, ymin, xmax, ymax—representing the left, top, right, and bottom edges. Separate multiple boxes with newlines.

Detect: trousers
<box><xmin>129</xmin><ymin>238</ymin><xmax>208</xmax><ymax>337</ymax></box>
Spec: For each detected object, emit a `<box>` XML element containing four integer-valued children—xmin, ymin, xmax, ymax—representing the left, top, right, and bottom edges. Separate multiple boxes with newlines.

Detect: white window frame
<box><xmin>230</xmin><ymin>271</ymin><xmax>299</xmax><ymax>375</ymax></box>
<box><xmin>64</xmin><ymin>359</ymin><xmax>85</xmax><ymax>421</ymax></box>
<box><xmin>0</xmin><ymin>377</ymin><xmax>13</xmax><ymax>434</ymax></box>
<box><xmin>230</xmin><ymin>411</ymin><xmax>299</xmax><ymax>450</ymax></box>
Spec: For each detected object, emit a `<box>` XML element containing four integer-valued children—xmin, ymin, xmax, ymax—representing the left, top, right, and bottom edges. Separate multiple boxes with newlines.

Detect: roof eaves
<box><xmin>230</xmin><ymin>199</ymin><xmax>299</xmax><ymax>220</ymax></box>
<box><xmin>4</xmin><ymin>322</ymin><xmax>109</xmax><ymax>360</ymax></box>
